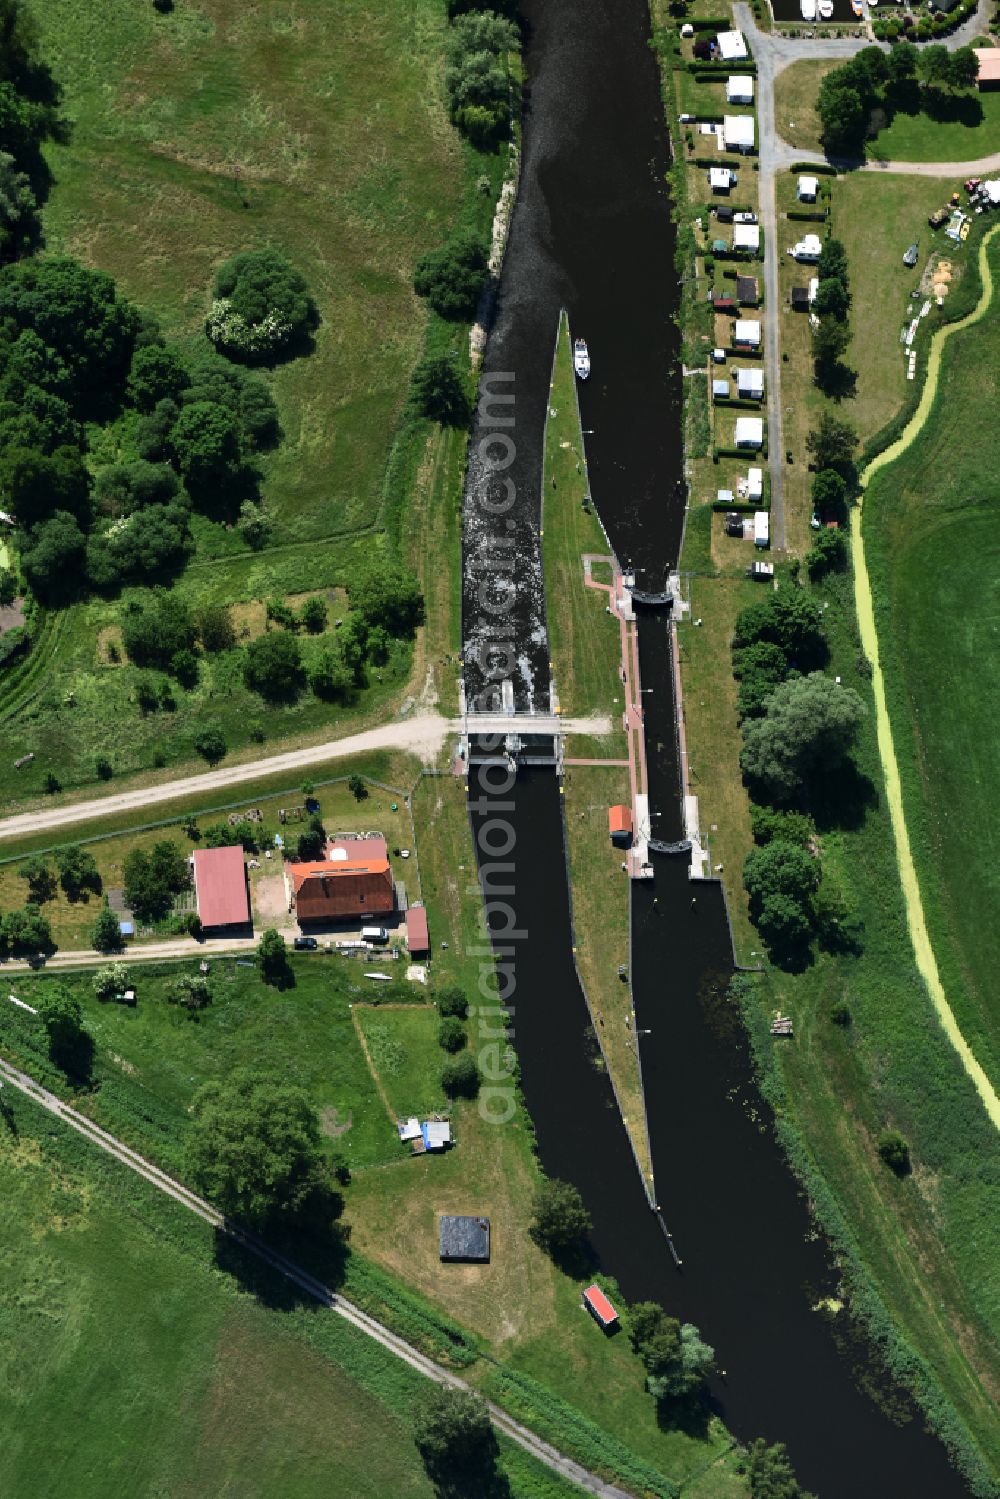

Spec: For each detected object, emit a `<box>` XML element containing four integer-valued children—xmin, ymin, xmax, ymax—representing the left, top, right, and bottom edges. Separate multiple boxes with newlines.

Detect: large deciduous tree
<box><xmin>186</xmin><ymin>1069</ymin><xmax>344</xmax><ymax>1229</ymax></box>
<box><xmin>740</xmin><ymin>672</ymin><xmax>865</xmax><ymax>801</ymax></box>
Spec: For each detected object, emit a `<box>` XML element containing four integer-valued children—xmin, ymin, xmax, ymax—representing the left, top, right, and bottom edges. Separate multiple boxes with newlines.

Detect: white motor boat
<box><xmin>800</xmin><ymin>0</ymin><xmax>817</xmax><ymax>16</ymax></box>
<box><xmin>573</xmin><ymin>338</ymin><xmax>591</xmax><ymax>380</ymax></box>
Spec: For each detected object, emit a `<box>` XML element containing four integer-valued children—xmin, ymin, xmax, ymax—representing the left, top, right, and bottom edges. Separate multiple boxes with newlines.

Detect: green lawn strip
<box><xmin>676</xmin><ymin>577</ymin><xmax>758</xmax><ymax>962</ymax></box>
<box><xmin>541</xmin><ymin>312</ymin><xmax>629</xmax><ymax>735</ymax></box>
<box><xmin>861</xmin><ymin>232</ymin><xmax>1000</xmax><ymax>1093</ymax></box>
<box><xmin>866</xmin><ymin>90</ymin><xmax>1000</xmax><ymax>164</ymax></box>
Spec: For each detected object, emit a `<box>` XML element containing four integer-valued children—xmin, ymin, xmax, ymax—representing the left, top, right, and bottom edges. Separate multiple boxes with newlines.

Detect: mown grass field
<box><xmin>773</xmin><ymin>58</ymin><xmax>1000</xmax><ymax>161</ymax></box>
<box><xmin>863</xmin><ymin>232</ymin><xmax>1000</xmax><ymax>1096</ymax></box>
<box><xmin>0</xmin><ymin>1087</ymin><xmax>586</xmax><ymax>1499</ymax></box>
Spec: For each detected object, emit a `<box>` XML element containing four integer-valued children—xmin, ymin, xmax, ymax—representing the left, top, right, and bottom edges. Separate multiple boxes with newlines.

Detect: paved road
<box><xmin>0</xmin><ymin>1051</ymin><xmax>633</xmax><ymax>1499</ymax></box>
<box><xmin>0</xmin><ymin>713</ymin><xmax>610</xmax><ymax>845</ymax></box>
<box><xmin>733</xmin><ymin>2</ymin><xmax>995</xmax><ymax>550</ymax></box>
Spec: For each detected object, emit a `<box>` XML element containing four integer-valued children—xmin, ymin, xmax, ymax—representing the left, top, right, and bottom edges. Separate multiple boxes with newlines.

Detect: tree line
<box><xmin>735</xmin><ymin>415</ymin><xmax>866</xmax><ymax>969</ymax></box>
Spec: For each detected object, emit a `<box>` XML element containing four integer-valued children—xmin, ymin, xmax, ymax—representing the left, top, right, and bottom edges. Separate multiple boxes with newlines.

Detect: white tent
<box><xmin>735</xmin><ymin>417</ymin><xmax>764</xmax><ymax>449</ymax></box>
<box><xmin>726</xmin><ymin>75</ymin><xmax>754</xmax><ymax>103</ymax></box>
<box><xmin>797</xmin><ymin>175</ymin><xmax>819</xmax><ymax>201</ymax></box>
<box><xmin>733</xmin><ymin>224</ymin><xmax>760</xmax><ymax>253</ymax></box>
<box><xmin>736</xmin><ymin>368</ymin><xmax>764</xmax><ymax>399</ymax></box>
<box><xmin>716</xmin><ymin>30</ymin><xmax>748</xmax><ymax>60</ymax></box>
<box><xmin>788</xmin><ymin>234</ymin><xmax>822</xmax><ymax>261</ymax></box>
<box><xmin>708</xmin><ymin>167</ymin><xmax>734</xmax><ymax>191</ymax></box>
<box><xmin>983</xmin><ymin>180</ymin><xmax>1000</xmax><ymax>205</ymax></box>
<box><xmin>723</xmin><ymin>115</ymin><xmax>755</xmax><ymax>153</ymax></box>
<box><xmin>733</xmin><ymin>319</ymin><xmax>761</xmax><ymax>346</ymax></box>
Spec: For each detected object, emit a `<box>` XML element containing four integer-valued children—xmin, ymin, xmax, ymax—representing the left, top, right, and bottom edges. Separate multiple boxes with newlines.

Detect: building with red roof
<box><xmin>608</xmin><ymin>805</ymin><xmax>633</xmax><ymax>845</ymax></box>
<box><xmin>192</xmin><ymin>846</ymin><xmax>250</xmax><ymax>930</ymax></box>
<box><xmin>582</xmin><ymin>1284</ymin><xmax>618</xmax><ymax>1330</ymax></box>
<box><xmin>287</xmin><ymin>856</ymin><xmax>394</xmax><ymax>924</ymax></box>
<box><xmin>405</xmin><ymin>905</ymin><xmax>430</xmax><ymax>957</ymax></box>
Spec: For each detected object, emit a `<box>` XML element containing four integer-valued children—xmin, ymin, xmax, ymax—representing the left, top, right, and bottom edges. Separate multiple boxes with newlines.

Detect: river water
<box><xmin>462</xmin><ymin>2</ymin><xmax>972</xmax><ymax>1495</ymax></box>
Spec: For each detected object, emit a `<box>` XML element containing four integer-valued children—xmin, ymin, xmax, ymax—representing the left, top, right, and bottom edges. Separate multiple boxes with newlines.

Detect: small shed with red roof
<box><xmin>406</xmin><ymin>904</ymin><xmax>430</xmax><ymax>957</ymax></box>
<box><xmin>608</xmin><ymin>805</ymin><xmax>633</xmax><ymax>846</ymax></box>
<box><xmin>192</xmin><ymin>846</ymin><xmax>250</xmax><ymax>930</ymax></box>
<box><xmin>583</xmin><ymin>1284</ymin><xmax>619</xmax><ymax>1330</ymax></box>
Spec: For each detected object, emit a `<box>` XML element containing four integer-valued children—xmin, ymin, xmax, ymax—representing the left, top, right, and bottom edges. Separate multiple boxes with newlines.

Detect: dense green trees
<box><xmin>411</xmin><ymin>352</ymin><xmax>471</xmax><ymax>426</ymax></box>
<box><xmin>806</xmin><ymin>527</ymin><xmax>847</xmax><ymax>580</ymax></box>
<box><xmin>54</xmin><ymin>844</ymin><xmax>100</xmax><ymax>901</ymax></box>
<box><xmin>37</xmin><ymin>983</ymin><xmax>84</xmax><ymax>1066</ymax></box>
<box><xmin>733</xmin><ymin>587</ymin><xmax>826</xmax><ymax>671</ymax></box>
<box><xmin>818</xmin><ymin>40</ymin><xmax>977</xmax><ymax>157</ymax></box>
<box><xmin>438</xmin><ymin>1015</ymin><xmax>467</xmax><ymax>1053</ymax></box>
<box><xmin>243</xmin><ymin>629</ymin><xmax>303</xmax><ymax>700</ymax></box>
<box><xmin>208</xmin><ymin>249</ymin><xmax>317</xmax><ymax>360</ymax></box>
<box><xmin>413</xmin><ymin>1387</ymin><xmax>503</xmax><ymax>1499</ymax></box>
<box><xmin>347</xmin><ymin>558</ymin><xmax>424</xmax><ymax>637</ymax></box>
<box><xmin>0</xmin><ymin>257</ymin><xmax>139</xmax><ymax>403</ymax></box>
<box><xmin>529</xmin><ymin>1177</ymin><xmax>591</xmax><ymax>1255</ymax></box>
<box><xmin>878</xmin><ymin>1129</ymin><xmax>911</xmax><ymax>1176</ymax></box>
<box><xmin>445</xmin><ymin>9</ymin><xmax>519</xmax><ymax>147</ymax></box>
<box><xmin>741</xmin><ymin>673</ymin><xmax>866</xmax><ymax>802</ymax></box>
<box><xmin>187</xmin><ymin>1069</ymin><xmax>345</xmax><ymax>1229</ymax></box>
<box><xmin>195</xmin><ymin>602</ymin><xmax>235</xmax><ymax>653</ymax></box>
<box><xmin>746</xmin><ymin>1439</ymin><xmax>815</xmax><ymax>1499</ymax></box>
<box><xmin>806</xmin><ymin>412</ymin><xmax>858</xmax><ymax>484</ymax></box>
<box><xmin>436</xmin><ymin>984</ymin><xmax>470</xmax><ymax>1019</ymax></box>
<box><xmin>91</xmin><ymin>905</ymin><xmax>123</xmax><ymax>953</ymax></box>
<box><xmin>21</xmin><ymin>854</ymin><xmax>55</xmax><ymax>903</ymax></box>
<box><xmin>441</xmin><ymin>1051</ymin><xmax>480</xmax><ymax>1098</ymax></box>
<box><xmin>121</xmin><ymin>592</ymin><xmax>196</xmax><ymax>672</ymax></box>
<box><xmin>122</xmin><ymin>840</ymin><xmax>188</xmax><ymax>923</ymax></box>
<box><xmin>0</xmin><ymin>901</ymin><xmax>51</xmax><ymax>957</ymax></box>
<box><xmin>627</xmin><ymin>1301</ymin><xmax>715</xmax><ymax>1402</ymax></box>
<box><xmin>414</xmin><ymin>234</ymin><xmax>489</xmax><ymax>320</ymax></box>
<box><xmin>257</xmin><ymin>926</ymin><xmax>289</xmax><ymax>985</ymax></box>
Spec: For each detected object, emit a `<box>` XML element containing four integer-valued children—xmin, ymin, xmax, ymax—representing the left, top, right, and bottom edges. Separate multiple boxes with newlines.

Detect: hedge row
<box><xmin>712</xmin><ymin>497</ymin><xmax>770</xmax><ymax>512</ymax></box>
<box><xmin>715</xmin><ymin>444</ymin><xmax>768</xmax><ymax>460</ymax></box>
<box><xmin>787</xmin><ymin>208</ymin><xmax>828</xmax><ymax>222</ymax></box>
<box><xmin>342</xmin><ymin>1257</ymin><xmax>480</xmax><ymax>1368</ymax></box>
<box><xmin>790</xmin><ymin>160</ymin><xmax>836</xmax><ymax>175</ymax></box>
<box><xmin>714</xmin><ymin>397</ymin><xmax>767</xmax><ymax>410</ymax></box>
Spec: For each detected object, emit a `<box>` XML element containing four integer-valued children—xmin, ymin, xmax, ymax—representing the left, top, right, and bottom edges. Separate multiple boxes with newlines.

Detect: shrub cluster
<box><xmin>445</xmin><ymin>9</ymin><xmax>520</xmax><ymax>148</ymax></box>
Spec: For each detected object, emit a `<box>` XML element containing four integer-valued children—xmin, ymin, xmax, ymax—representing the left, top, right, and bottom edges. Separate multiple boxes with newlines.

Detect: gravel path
<box><xmin>0</xmin><ymin>713</ymin><xmax>610</xmax><ymax>845</ymax></box>
<box><xmin>0</xmin><ymin>1050</ymin><xmax>635</xmax><ymax>1498</ymax></box>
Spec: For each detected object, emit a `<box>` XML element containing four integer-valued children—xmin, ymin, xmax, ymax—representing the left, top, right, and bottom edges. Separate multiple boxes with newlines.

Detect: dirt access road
<box><xmin>0</xmin><ymin>712</ymin><xmax>610</xmax><ymax>845</ymax></box>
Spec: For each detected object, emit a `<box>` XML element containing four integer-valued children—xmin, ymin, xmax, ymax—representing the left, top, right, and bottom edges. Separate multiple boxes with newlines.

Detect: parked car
<box><xmin>810</xmin><ymin>511</ymin><xmax>822</xmax><ymax>530</ymax></box>
<box><xmin>293</xmin><ymin>936</ymin><xmax>318</xmax><ymax>950</ymax></box>
<box><xmin>734</xmin><ymin>211</ymin><xmax>757</xmax><ymax>224</ymax></box>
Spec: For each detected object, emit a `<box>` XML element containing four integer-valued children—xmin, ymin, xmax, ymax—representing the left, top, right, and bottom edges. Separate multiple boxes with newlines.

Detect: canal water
<box><xmin>463</xmin><ymin>1</ymin><xmax>972</xmax><ymax>1495</ymax></box>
